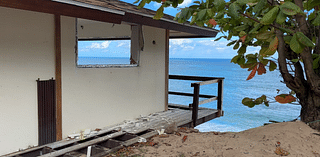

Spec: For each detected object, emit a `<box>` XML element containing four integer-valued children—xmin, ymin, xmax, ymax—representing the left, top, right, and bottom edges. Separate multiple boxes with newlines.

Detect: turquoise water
<box><xmin>78</xmin><ymin>57</ymin><xmax>301</xmax><ymax>132</ymax></box>
<box><xmin>169</xmin><ymin>58</ymin><xmax>301</xmax><ymax>132</ymax></box>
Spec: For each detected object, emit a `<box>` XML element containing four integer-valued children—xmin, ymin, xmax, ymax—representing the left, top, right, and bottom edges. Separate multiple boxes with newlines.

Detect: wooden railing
<box><xmin>169</xmin><ymin>75</ymin><xmax>224</xmax><ymax>127</ymax></box>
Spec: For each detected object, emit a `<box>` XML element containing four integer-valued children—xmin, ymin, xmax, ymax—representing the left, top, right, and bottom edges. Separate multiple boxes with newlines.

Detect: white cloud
<box><xmin>170</xmin><ymin>39</ymin><xmax>192</xmax><ymax>45</ymax></box>
<box><xmin>178</xmin><ymin>0</ymin><xmax>192</xmax><ymax>7</ymax></box>
<box><xmin>116</xmin><ymin>41</ymin><xmax>130</xmax><ymax>48</ymax></box>
<box><xmin>88</xmin><ymin>41</ymin><xmax>111</xmax><ymax>49</ymax></box>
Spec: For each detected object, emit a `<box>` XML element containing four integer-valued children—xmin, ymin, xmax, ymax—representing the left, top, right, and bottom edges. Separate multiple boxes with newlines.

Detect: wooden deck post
<box><xmin>217</xmin><ymin>79</ymin><xmax>223</xmax><ymax>116</ymax></box>
<box><xmin>191</xmin><ymin>83</ymin><xmax>200</xmax><ymax>127</ymax></box>
<box><xmin>165</xmin><ymin>29</ymin><xmax>169</xmax><ymax>111</ymax></box>
<box><xmin>55</xmin><ymin>14</ymin><xmax>62</xmax><ymax>141</ymax></box>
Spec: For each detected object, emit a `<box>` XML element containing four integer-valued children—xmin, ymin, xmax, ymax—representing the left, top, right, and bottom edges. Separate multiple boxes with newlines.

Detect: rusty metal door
<box><xmin>37</xmin><ymin>79</ymin><xmax>56</xmax><ymax>145</ymax></box>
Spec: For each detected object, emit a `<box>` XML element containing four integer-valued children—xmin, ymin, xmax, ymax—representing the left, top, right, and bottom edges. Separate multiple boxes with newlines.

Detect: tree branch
<box><xmin>294</xmin><ymin>0</ymin><xmax>320</xmax><ymax>95</ymax></box>
<box><xmin>276</xmin><ymin>26</ymin><xmax>300</xmax><ymax>91</ymax></box>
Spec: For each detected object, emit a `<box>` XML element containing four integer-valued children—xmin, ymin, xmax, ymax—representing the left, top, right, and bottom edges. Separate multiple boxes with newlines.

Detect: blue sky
<box><xmin>78</xmin><ymin>0</ymin><xmax>260</xmax><ymax>59</ymax></box>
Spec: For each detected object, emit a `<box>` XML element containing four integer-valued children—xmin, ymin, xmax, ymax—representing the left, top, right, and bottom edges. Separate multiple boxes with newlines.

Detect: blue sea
<box><xmin>79</xmin><ymin>57</ymin><xmax>301</xmax><ymax>132</ymax></box>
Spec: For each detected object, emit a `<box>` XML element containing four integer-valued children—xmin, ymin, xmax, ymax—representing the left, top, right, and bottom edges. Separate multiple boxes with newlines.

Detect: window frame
<box><xmin>75</xmin><ymin>19</ymin><xmax>143</xmax><ymax>68</ymax></box>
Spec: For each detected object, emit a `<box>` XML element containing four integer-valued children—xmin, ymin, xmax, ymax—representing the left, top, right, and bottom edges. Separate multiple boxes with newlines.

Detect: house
<box><xmin>0</xmin><ymin>0</ymin><xmax>219</xmax><ymax>155</ymax></box>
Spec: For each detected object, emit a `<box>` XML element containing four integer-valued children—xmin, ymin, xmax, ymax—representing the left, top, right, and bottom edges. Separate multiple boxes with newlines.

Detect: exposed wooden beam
<box><xmin>123</xmin><ymin>12</ymin><xmax>218</xmax><ymax>37</ymax></box>
<box><xmin>165</xmin><ymin>29</ymin><xmax>169</xmax><ymax>111</ymax></box>
<box><xmin>54</xmin><ymin>14</ymin><xmax>62</xmax><ymax>141</ymax></box>
<box><xmin>0</xmin><ymin>0</ymin><xmax>123</xmax><ymax>24</ymax></box>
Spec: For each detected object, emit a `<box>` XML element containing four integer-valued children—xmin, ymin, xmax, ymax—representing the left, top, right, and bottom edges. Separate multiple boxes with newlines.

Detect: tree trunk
<box><xmin>298</xmin><ymin>91</ymin><xmax>320</xmax><ymax>131</ymax></box>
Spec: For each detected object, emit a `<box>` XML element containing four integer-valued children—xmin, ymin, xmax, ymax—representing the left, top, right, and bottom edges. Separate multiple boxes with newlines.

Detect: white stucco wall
<box><xmin>0</xmin><ymin>7</ymin><xmax>55</xmax><ymax>155</ymax></box>
<box><xmin>0</xmin><ymin>7</ymin><xmax>166</xmax><ymax>156</ymax></box>
<box><xmin>61</xmin><ymin>16</ymin><xmax>166</xmax><ymax>137</ymax></box>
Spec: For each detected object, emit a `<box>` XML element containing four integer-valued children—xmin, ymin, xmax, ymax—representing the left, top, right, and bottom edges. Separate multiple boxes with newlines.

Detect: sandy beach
<box><xmin>109</xmin><ymin>121</ymin><xmax>320</xmax><ymax>157</ymax></box>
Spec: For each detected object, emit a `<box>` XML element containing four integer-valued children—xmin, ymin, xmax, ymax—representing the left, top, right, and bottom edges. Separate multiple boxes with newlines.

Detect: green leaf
<box><xmin>253</xmin><ymin>0</ymin><xmax>267</xmax><ymax>16</ymax></box>
<box><xmin>215</xmin><ymin>11</ymin><xmax>225</xmax><ymax>19</ymax></box>
<box><xmin>137</xmin><ymin>0</ymin><xmax>147</xmax><ymax>9</ymax></box>
<box><xmin>278</xmin><ymin>27</ymin><xmax>294</xmax><ymax>35</ymax></box>
<box><xmin>238</xmin><ymin>45</ymin><xmax>247</xmax><ymax>54</ymax></box>
<box><xmin>291</xmin><ymin>59</ymin><xmax>299</xmax><ymax>62</ymax></box>
<box><xmin>283</xmin><ymin>35</ymin><xmax>293</xmax><ymax>44</ymax></box>
<box><xmin>233</xmin><ymin>41</ymin><xmax>240</xmax><ymax>50</ymax></box>
<box><xmin>227</xmin><ymin>40</ymin><xmax>237</xmax><ymax>46</ymax></box>
<box><xmin>296</xmin><ymin>32</ymin><xmax>315</xmax><ymax>47</ymax></box>
<box><xmin>256</xmin><ymin>31</ymin><xmax>274</xmax><ymax>40</ymax></box>
<box><xmin>235</xmin><ymin>25</ymin><xmax>248</xmax><ymax>32</ymax></box>
<box><xmin>228</xmin><ymin>3</ymin><xmax>240</xmax><ymax>19</ymax></box>
<box><xmin>249</xmin><ymin>23</ymin><xmax>262</xmax><ymax>34</ymax></box>
<box><xmin>237</xmin><ymin>0</ymin><xmax>250</xmax><ymax>5</ymax></box>
<box><xmin>269</xmin><ymin>60</ymin><xmax>277</xmax><ymax>71</ymax></box>
<box><xmin>197</xmin><ymin>9</ymin><xmax>207</xmax><ymax>20</ymax></box>
<box><xmin>231</xmin><ymin>55</ymin><xmax>241</xmax><ymax>63</ymax></box>
<box><xmin>280</xmin><ymin>2</ymin><xmax>301</xmax><ymax>16</ymax></box>
<box><xmin>312</xmin><ymin>15</ymin><xmax>320</xmax><ymax>26</ymax></box>
<box><xmin>260</xmin><ymin>6</ymin><xmax>279</xmax><ymax>25</ymax></box>
<box><xmin>207</xmin><ymin>9</ymin><xmax>214</xmax><ymax>17</ymax></box>
<box><xmin>242</xmin><ymin>97</ymin><xmax>255</xmax><ymax>108</ymax></box>
<box><xmin>194</xmin><ymin>1</ymin><xmax>201</xmax><ymax>4</ymax></box>
<box><xmin>153</xmin><ymin>5</ymin><xmax>164</xmax><ymax>19</ymax></box>
<box><xmin>239</xmin><ymin>31</ymin><xmax>246</xmax><ymax>37</ymax></box>
<box><xmin>276</xmin><ymin>11</ymin><xmax>287</xmax><ymax>24</ymax></box>
<box><xmin>313</xmin><ymin>57</ymin><xmax>320</xmax><ymax>69</ymax></box>
<box><xmin>290</xmin><ymin>33</ymin><xmax>305</xmax><ymax>54</ymax></box>
<box><xmin>214</xmin><ymin>36</ymin><xmax>225</xmax><ymax>41</ymax></box>
<box><xmin>214</xmin><ymin>0</ymin><xmax>226</xmax><ymax>11</ymax></box>
<box><xmin>304</xmin><ymin>0</ymin><xmax>320</xmax><ymax>11</ymax></box>
<box><xmin>133</xmin><ymin>0</ymin><xmax>140</xmax><ymax>4</ymax></box>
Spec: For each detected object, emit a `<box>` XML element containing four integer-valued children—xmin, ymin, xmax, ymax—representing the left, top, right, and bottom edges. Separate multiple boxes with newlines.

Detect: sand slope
<box><xmin>126</xmin><ymin>121</ymin><xmax>320</xmax><ymax>157</ymax></box>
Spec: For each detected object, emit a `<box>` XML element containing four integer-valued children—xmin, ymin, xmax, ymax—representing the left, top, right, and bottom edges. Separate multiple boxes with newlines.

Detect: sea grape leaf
<box><xmin>256</xmin><ymin>31</ymin><xmax>274</xmax><ymax>40</ymax></box>
<box><xmin>233</xmin><ymin>41</ymin><xmax>240</xmax><ymax>50</ymax></box>
<box><xmin>242</xmin><ymin>97</ymin><xmax>255</xmax><ymax>108</ymax></box>
<box><xmin>197</xmin><ymin>9</ymin><xmax>207</xmax><ymax>20</ymax></box>
<box><xmin>227</xmin><ymin>40</ymin><xmax>237</xmax><ymax>46</ymax></box>
<box><xmin>260</xmin><ymin>6</ymin><xmax>279</xmax><ymax>25</ymax></box>
<box><xmin>228</xmin><ymin>3</ymin><xmax>240</xmax><ymax>19</ymax></box>
<box><xmin>269</xmin><ymin>60</ymin><xmax>277</xmax><ymax>71</ymax></box>
<box><xmin>238</xmin><ymin>45</ymin><xmax>247</xmax><ymax>54</ymax></box>
<box><xmin>246</xmin><ymin>64</ymin><xmax>258</xmax><ymax>80</ymax></box>
<box><xmin>279</xmin><ymin>2</ymin><xmax>301</xmax><ymax>16</ymax></box>
<box><xmin>275</xmin><ymin>94</ymin><xmax>296</xmax><ymax>104</ymax></box>
<box><xmin>283</xmin><ymin>36</ymin><xmax>292</xmax><ymax>44</ymax></box>
<box><xmin>276</xmin><ymin>11</ymin><xmax>286</xmax><ymax>24</ymax></box>
<box><xmin>304</xmin><ymin>0</ymin><xmax>320</xmax><ymax>11</ymax></box>
<box><xmin>257</xmin><ymin>62</ymin><xmax>267</xmax><ymax>75</ymax></box>
<box><xmin>313</xmin><ymin>57</ymin><xmax>320</xmax><ymax>69</ymax></box>
<box><xmin>214</xmin><ymin>0</ymin><xmax>226</xmax><ymax>11</ymax></box>
<box><xmin>253</xmin><ymin>0</ymin><xmax>267</xmax><ymax>16</ymax></box>
<box><xmin>296</xmin><ymin>32</ymin><xmax>315</xmax><ymax>47</ymax></box>
<box><xmin>154</xmin><ymin>5</ymin><xmax>164</xmax><ymax>19</ymax></box>
<box><xmin>313</xmin><ymin>15</ymin><xmax>320</xmax><ymax>26</ymax></box>
<box><xmin>290</xmin><ymin>33</ymin><xmax>305</xmax><ymax>54</ymax></box>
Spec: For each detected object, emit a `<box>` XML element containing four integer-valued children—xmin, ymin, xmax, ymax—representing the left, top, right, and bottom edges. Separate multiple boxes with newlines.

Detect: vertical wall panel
<box><xmin>37</xmin><ymin>79</ymin><xmax>56</xmax><ymax>145</ymax></box>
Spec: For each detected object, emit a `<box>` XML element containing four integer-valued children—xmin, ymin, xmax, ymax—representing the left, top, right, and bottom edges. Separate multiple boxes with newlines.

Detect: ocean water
<box><xmin>78</xmin><ymin>57</ymin><xmax>301</xmax><ymax>132</ymax></box>
<box><xmin>169</xmin><ymin>58</ymin><xmax>301</xmax><ymax>132</ymax></box>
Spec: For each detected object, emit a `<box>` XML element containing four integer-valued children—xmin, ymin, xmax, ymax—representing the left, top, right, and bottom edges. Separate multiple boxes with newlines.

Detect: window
<box><xmin>76</xmin><ymin>18</ymin><xmax>143</xmax><ymax>68</ymax></box>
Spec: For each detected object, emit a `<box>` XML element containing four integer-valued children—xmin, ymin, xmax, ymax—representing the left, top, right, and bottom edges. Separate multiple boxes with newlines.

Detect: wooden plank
<box><xmin>165</xmin><ymin>29</ymin><xmax>169</xmax><ymax>111</ymax></box>
<box><xmin>192</xmin><ymin>79</ymin><xmax>220</xmax><ymax>86</ymax></box>
<box><xmin>0</xmin><ymin>0</ymin><xmax>123</xmax><ymax>24</ymax></box>
<box><xmin>55</xmin><ymin>14</ymin><xmax>62</xmax><ymax>142</ymax></box>
<box><xmin>168</xmin><ymin>103</ymin><xmax>218</xmax><ymax>111</ymax></box>
<box><xmin>40</xmin><ymin>131</ymin><xmax>125</xmax><ymax>157</ymax></box>
<box><xmin>169</xmin><ymin>91</ymin><xmax>215</xmax><ymax>99</ymax></box>
<box><xmin>192</xmin><ymin>84</ymin><xmax>200</xmax><ymax>127</ymax></box>
<box><xmin>198</xmin><ymin>97</ymin><xmax>218</xmax><ymax>105</ymax></box>
<box><xmin>169</xmin><ymin>75</ymin><xmax>224</xmax><ymax>81</ymax></box>
<box><xmin>122</xmin><ymin>130</ymin><xmax>158</xmax><ymax>146</ymax></box>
